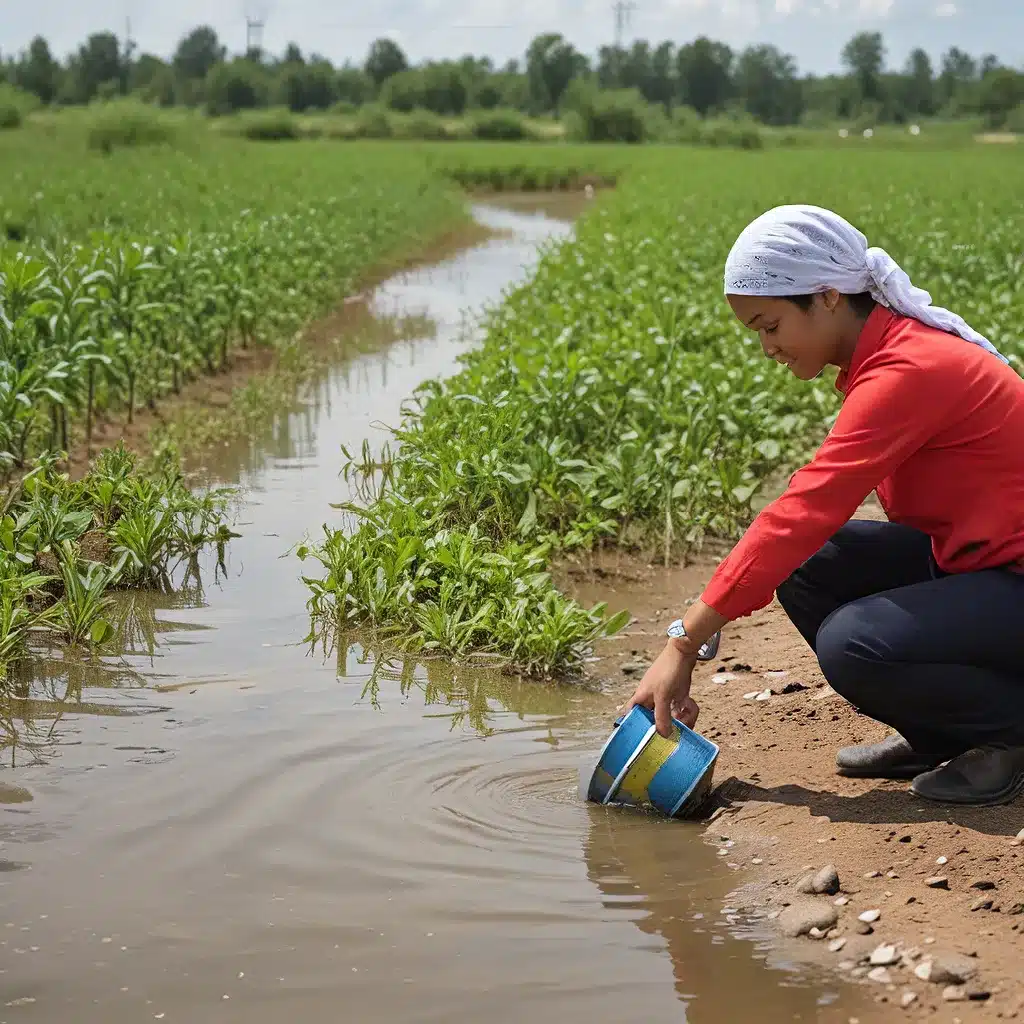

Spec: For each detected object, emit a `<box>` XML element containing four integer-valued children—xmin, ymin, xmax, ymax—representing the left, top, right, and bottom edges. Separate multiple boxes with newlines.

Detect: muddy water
<box><xmin>0</xmin><ymin>200</ymin><xmax>866</xmax><ymax>1023</ymax></box>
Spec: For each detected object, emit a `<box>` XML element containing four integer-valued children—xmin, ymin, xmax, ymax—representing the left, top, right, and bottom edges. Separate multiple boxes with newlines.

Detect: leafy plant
<box><xmin>52</xmin><ymin>541</ymin><xmax>119</xmax><ymax>647</ymax></box>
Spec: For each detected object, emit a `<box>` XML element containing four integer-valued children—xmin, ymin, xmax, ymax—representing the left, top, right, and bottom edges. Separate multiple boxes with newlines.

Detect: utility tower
<box><xmin>245</xmin><ymin>5</ymin><xmax>267</xmax><ymax>56</ymax></box>
<box><xmin>612</xmin><ymin>0</ymin><xmax>636</xmax><ymax>48</ymax></box>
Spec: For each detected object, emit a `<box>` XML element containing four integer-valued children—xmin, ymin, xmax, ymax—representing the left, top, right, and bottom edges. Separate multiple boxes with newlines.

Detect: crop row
<box><xmin>300</xmin><ymin>146</ymin><xmax>1024</xmax><ymax>676</ymax></box>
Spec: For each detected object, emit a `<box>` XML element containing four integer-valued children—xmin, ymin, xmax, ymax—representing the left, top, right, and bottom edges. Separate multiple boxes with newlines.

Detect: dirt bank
<box><xmin>560</xmin><ymin>514</ymin><xmax>1024</xmax><ymax>1022</ymax></box>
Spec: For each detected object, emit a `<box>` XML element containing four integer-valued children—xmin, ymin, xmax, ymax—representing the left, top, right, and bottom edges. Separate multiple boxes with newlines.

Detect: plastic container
<box><xmin>586</xmin><ymin>705</ymin><xmax>719</xmax><ymax>818</ymax></box>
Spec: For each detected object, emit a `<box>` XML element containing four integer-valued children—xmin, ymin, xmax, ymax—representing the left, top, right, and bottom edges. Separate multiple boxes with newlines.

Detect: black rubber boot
<box><xmin>911</xmin><ymin>747</ymin><xmax>1024</xmax><ymax>806</ymax></box>
<box><xmin>836</xmin><ymin>734</ymin><xmax>941</xmax><ymax>779</ymax></box>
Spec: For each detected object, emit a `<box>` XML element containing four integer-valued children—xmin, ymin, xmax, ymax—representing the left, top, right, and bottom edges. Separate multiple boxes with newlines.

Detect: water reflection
<box><xmin>583</xmin><ymin>809</ymin><xmax>862</xmax><ymax>1023</ymax></box>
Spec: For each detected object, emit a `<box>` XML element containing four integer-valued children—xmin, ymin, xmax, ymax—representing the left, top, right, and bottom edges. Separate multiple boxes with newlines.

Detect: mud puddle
<box><xmin>0</xmin><ymin>198</ymin><xmax>869</xmax><ymax>1023</ymax></box>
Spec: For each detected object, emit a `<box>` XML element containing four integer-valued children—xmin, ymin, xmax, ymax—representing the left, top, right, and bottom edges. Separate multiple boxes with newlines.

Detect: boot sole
<box><xmin>911</xmin><ymin>769</ymin><xmax>1024</xmax><ymax>807</ymax></box>
<box><xmin>837</xmin><ymin>763</ymin><xmax>938</xmax><ymax>780</ymax></box>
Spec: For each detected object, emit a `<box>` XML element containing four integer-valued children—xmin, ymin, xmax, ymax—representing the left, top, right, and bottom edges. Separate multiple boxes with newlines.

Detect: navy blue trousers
<box><xmin>776</xmin><ymin>520</ymin><xmax>1024</xmax><ymax>761</ymax></box>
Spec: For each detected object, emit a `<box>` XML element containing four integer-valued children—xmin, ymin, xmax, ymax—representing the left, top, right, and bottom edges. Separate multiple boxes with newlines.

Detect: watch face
<box><xmin>666</xmin><ymin>619</ymin><xmax>685</xmax><ymax>638</ymax></box>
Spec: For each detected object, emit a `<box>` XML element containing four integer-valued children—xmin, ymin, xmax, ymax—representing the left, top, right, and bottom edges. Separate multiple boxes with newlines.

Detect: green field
<box><xmin>1</xmin><ymin>128</ymin><xmax>1022</xmax><ymax>677</ymax></box>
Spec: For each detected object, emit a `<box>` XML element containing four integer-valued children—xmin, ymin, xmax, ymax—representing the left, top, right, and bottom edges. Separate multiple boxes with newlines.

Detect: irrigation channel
<box><xmin>0</xmin><ymin>198</ymin><xmax>868</xmax><ymax>1023</ymax></box>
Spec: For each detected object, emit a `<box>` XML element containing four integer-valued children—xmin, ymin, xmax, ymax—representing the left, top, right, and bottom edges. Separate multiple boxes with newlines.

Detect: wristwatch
<box><xmin>666</xmin><ymin>619</ymin><xmax>721</xmax><ymax>662</ymax></box>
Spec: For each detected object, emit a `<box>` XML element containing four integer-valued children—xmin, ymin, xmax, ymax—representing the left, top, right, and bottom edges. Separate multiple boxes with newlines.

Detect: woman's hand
<box><xmin>624</xmin><ymin>644</ymin><xmax>699</xmax><ymax>737</ymax></box>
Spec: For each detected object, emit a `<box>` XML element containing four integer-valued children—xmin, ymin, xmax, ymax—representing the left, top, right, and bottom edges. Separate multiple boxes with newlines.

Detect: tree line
<box><xmin>3</xmin><ymin>26</ymin><xmax>1023</xmax><ymax>128</ymax></box>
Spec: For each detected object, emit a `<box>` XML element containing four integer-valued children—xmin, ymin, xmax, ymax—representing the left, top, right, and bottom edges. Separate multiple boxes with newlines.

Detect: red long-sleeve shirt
<box><xmin>701</xmin><ymin>307</ymin><xmax>1024</xmax><ymax>621</ymax></box>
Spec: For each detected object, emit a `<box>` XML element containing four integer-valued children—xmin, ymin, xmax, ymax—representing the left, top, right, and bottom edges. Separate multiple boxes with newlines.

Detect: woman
<box><xmin>626</xmin><ymin>204</ymin><xmax>1024</xmax><ymax>808</ymax></box>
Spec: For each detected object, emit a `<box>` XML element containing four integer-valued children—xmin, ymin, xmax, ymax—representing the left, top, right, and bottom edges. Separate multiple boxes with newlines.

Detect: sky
<box><xmin>2</xmin><ymin>0</ymin><xmax>1021</xmax><ymax>75</ymax></box>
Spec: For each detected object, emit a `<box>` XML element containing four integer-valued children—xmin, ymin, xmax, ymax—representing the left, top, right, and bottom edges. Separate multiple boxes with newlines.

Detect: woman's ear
<box><xmin>821</xmin><ymin>288</ymin><xmax>842</xmax><ymax>313</ymax></box>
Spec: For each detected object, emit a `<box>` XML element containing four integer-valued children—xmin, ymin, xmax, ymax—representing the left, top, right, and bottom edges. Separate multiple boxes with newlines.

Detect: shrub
<box><xmin>0</xmin><ymin>84</ymin><xmax>38</xmax><ymax>131</ymax></box>
<box><xmin>352</xmin><ymin>104</ymin><xmax>393</xmax><ymax>139</ymax></box>
<box><xmin>205</xmin><ymin>59</ymin><xmax>270</xmax><ymax>116</ymax></box>
<box><xmin>86</xmin><ymin>101</ymin><xmax>178</xmax><ymax>152</ymax></box>
<box><xmin>566</xmin><ymin>87</ymin><xmax>651</xmax><ymax>144</ymax></box>
<box><xmin>471</xmin><ymin>108</ymin><xmax>527</xmax><ymax>141</ymax></box>
<box><xmin>1004</xmin><ymin>103</ymin><xmax>1024</xmax><ymax>135</ymax></box>
<box><xmin>237</xmin><ymin>109</ymin><xmax>301</xmax><ymax>141</ymax></box>
<box><xmin>392</xmin><ymin>109</ymin><xmax>449</xmax><ymax>141</ymax></box>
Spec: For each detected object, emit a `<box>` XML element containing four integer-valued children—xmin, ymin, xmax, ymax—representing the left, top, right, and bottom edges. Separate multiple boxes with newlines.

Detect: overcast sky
<box><xmin>2</xmin><ymin>0</ymin><xmax>1020</xmax><ymax>75</ymax></box>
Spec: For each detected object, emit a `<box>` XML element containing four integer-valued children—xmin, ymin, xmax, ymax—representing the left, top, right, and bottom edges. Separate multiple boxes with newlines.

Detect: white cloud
<box><xmin>934</xmin><ymin>2</ymin><xmax>957</xmax><ymax>14</ymax></box>
<box><xmin>775</xmin><ymin>0</ymin><xmax>799</xmax><ymax>13</ymax></box>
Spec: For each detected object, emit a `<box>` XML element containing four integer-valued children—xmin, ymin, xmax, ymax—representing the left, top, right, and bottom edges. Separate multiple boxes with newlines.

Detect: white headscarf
<box><xmin>723</xmin><ymin>204</ymin><xmax>1006</xmax><ymax>363</ymax></box>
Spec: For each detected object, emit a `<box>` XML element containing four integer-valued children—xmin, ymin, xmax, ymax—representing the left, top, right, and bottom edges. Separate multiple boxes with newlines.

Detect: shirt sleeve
<box><xmin>700</xmin><ymin>351</ymin><xmax>959</xmax><ymax>621</ymax></box>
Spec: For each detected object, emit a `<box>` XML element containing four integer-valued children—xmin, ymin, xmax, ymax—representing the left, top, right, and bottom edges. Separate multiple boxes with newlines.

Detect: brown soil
<box><xmin>560</xmin><ymin>509</ymin><xmax>1024</xmax><ymax>1021</ymax></box>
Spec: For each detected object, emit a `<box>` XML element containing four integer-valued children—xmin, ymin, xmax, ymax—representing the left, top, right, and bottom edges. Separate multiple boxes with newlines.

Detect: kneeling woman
<box><xmin>627</xmin><ymin>205</ymin><xmax>1024</xmax><ymax>807</ymax></box>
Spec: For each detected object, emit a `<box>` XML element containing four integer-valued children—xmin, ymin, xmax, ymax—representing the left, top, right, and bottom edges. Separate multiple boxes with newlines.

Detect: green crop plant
<box><xmin>52</xmin><ymin>541</ymin><xmax>119</xmax><ymax>647</ymax></box>
<box><xmin>303</xmin><ymin>144</ymin><xmax>1023</xmax><ymax>677</ymax></box>
<box><xmin>0</xmin><ymin>135</ymin><xmax>467</xmax><ymax>470</ymax></box>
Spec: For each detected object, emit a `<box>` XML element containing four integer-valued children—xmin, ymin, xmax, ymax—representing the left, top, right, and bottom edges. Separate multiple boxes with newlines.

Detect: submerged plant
<box><xmin>52</xmin><ymin>541</ymin><xmax>119</xmax><ymax>647</ymax></box>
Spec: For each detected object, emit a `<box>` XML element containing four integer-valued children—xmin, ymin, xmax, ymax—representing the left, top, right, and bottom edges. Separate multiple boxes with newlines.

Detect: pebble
<box><xmin>867</xmin><ymin>967</ymin><xmax>893</xmax><ymax>984</ymax></box>
<box><xmin>829</xmin><ymin>938</ymin><xmax>848</xmax><ymax>953</ymax></box>
<box><xmin>743</xmin><ymin>691</ymin><xmax>762</xmax><ymax>700</ymax></box>
<box><xmin>886</xmin><ymin>870</ymin><xmax>899</xmax><ymax>879</ymax></box>
<box><xmin>914</xmin><ymin>953</ymin><xmax>978</xmax><ymax>985</ymax></box>
<box><xmin>778</xmin><ymin>900</ymin><xmax>839</xmax><ymax>938</ymax></box>
<box><xmin>855</xmin><ymin>921</ymin><xmax>875</xmax><ymax>935</ymax></box>
<box><xmin>812</xmin><ymin>864</ymin><xmax>841</xmax><ymax>895</ymax></box>
<box><xmin>754</xmin><ymin>689</ymin><xmax>773</xmax><ymax>701</ymax></box>
<box><xmin>751</xmin><ymin>858</ymin><xmax>763</xmax><ymax>865</ymax></box>
<box><xmin>925</xmin><ymin>876</ymin><xmax>950</xmax><ymax>889</ymax></box>
<box><xmin>936</xmin><ymin>856</ymin><xmax>949</xmax><ymax>865</ymax></box>
<box><xmin>971</xmin><ymin>880</ymin><xmax>996</xmax><ymax>891</ymax></box>
<box><xmin>858</xmin><ymin>909</ymin><xmax>882</xmax><ymax>923</ymax></box>
<box><xmin>943</xmin><ymin>986</ymin><xmax>967</xmax><ymax>1002</ymax></box>
<box><xmin>864</xmin><ymin>870</ymin><xmax>881</xmax><ymax>879</ymax></box>
<box><xmin>621</xmin><ymin>662</ymin><xmax>649</xmax><ymax>676</ymax></box>
<box><xmin>970</xmin><ymin>897</ymin><xmax>994</xmax><ymax>912</ymax></box>
<box><xmin>808</xmin><ymin>926</ymin><xmax>828</xmax><ymax>939</ymax></box>
<box><xmin>796</xmin><ymin>872</ymin><xmax>818</xmax><ymax>895</ymax></box>
<box><xmin>834</xmin><ymin>896</ymin><xmax>850</xmax><ymax>906</ymax></box>
<box><xmin>837</xmin><ymin>960</ymin><xmax>855</xmax><ymax>972</ymax></box>
<box><xmin>900</xmin><ymin>991</ymin><xmax>918</xmax><ymax>1008</ymax></box>
<box><xmin>870</xmin><ymin>944</ymin><xmax>900</xmax><ymax>966</ymax></box>
<box><xmin>1017</xmin><ymin>828</ymin><xmax>1024</xmax><ymax>841</ymax></box>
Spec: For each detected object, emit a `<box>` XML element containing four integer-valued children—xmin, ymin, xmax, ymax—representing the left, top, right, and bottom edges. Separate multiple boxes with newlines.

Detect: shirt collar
<box><xmin>835</xmin><ymin>304</ymin><xmax>896</xmax><ymax>394</ymax></box>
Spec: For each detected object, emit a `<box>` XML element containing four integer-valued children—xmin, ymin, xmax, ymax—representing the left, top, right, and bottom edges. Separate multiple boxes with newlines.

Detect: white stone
<box><xmin>858</xmin><ymin>909</ymin><xmax>881</xmax><ymax>923</ymax></box>
<box><xmin>867</xmin><ymin>966</ymin><xmax>892</xmax><ymax>984</ymax></box>
<box><xmin>828</xmin><ymin>938</ymin><xmax>847</xmax><ymax>953</ymax></box>
<box><xmin>870</xmin><ymin>944</ymin><xmax>900</xmax><ymax>966</ymax></box>
<box><xmin>901</xmin><ymin>991</ymin><xmax>918</xmax><ymax>1007</ymax></box>
<box><xmin>936</xmin><ymin>855</ymin><xmax>948</xmax><ymax>865</ymax></box>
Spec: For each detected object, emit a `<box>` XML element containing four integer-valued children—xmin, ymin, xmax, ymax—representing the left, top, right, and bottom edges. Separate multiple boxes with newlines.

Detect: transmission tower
<box><xmin>612</xmin><ymin>0</ymin><xmax>636</xmax><ymax>48</ymax></box>
<box><xmin>245</xmin><ymin>6</ymin><xmax>267</xmax><ymax>56</ymax></box>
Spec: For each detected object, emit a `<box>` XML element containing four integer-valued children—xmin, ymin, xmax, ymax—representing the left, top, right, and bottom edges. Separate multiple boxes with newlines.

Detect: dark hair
<box><xmin>783</xmin><ymin>292</ymin><xmax>876</xmax><ymax>318</ymax></box>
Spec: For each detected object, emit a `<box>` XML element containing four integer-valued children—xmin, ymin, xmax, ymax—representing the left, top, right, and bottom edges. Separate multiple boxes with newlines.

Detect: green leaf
<box><xmin>602</xmin><ymin>608</ymin><xmax>632</xmax><ymax>636</ymax></box>
<box><xmin>90</xmin><ymin>619</ymin><xmax>115</xmax><ymax>645</ymax></box>
<box><xmin>517</xmin><ymin>491</ymin><xmax>538</xmax><ymax>535</ymax></box>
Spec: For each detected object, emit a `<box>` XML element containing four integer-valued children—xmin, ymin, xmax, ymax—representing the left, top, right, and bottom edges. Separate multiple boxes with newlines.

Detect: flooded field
<box><xmin>0</xmin><ymin>199</ymin><xmax>866</xmax><ymax>1023</ymax></box>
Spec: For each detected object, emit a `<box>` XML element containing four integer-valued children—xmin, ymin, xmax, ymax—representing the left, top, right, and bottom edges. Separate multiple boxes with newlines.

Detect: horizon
<box><xmin>3</xmin><ymin>1</ymin><xmax>1022</xmax><ymax>78</ymax></box>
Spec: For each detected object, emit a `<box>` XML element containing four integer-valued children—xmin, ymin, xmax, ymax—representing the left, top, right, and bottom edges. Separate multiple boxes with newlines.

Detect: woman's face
<box><xmin>726</xmin><ymin>291</ymin><xmax>842</xmax><ymax>381</ymax></box>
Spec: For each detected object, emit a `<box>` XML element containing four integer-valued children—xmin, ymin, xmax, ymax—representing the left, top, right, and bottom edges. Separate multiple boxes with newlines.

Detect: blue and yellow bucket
<box><xmin>585</xmin><ymin>705</ymin><xmax>719</xmax><ymax>818</ymax></box>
